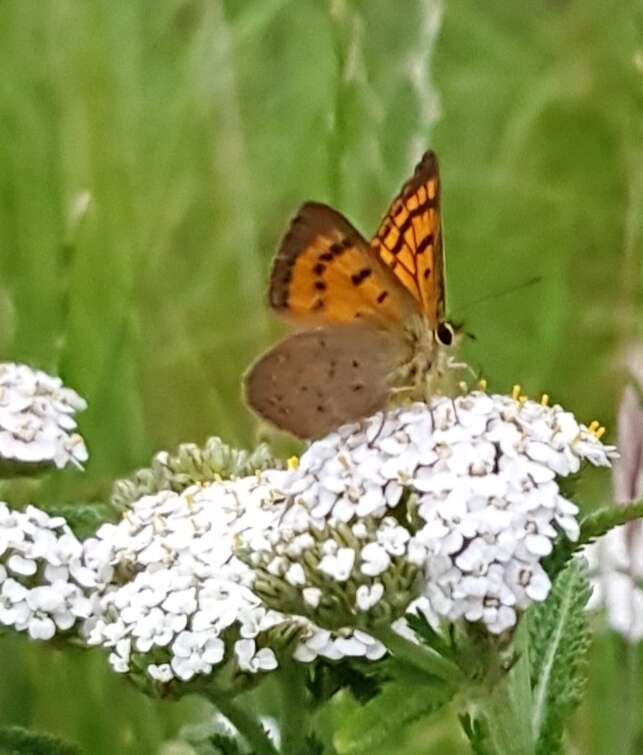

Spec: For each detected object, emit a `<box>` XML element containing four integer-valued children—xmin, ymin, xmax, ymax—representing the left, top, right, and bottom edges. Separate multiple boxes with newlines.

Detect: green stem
<box><xmin>372</xmin><ymin>626</ymin><xmax>465</xmax><ymax>688</ymax></box>
<box><xmin>475</xmin><ymin>621</ymin><xmax>535</xmax><ymax>755</ymax></box>
<box><xmin>209</xmin><ymin>693</ymin><xmax>279</xmax><ymax>755</ymax></box>
<box><xmin>278</xmin><ymin>662</ymin><xmax>310</xmax><ymax>754</ymax></box>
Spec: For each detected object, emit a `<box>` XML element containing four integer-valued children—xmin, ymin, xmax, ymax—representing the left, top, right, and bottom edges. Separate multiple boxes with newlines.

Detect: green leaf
<box><xmin>405</xmin><ymin>610</ymin><xmax>457</xmax><ymax>663</ymax></box>
<box><xmin>207</xmin><ymin>733</ymin><xmax>244</xmax><ymax>755</ymax></box>
<box><xmin>578</xmin><ymin>500</ymin><xmax>643</xmax><ymax>545</ymax></box>
<box><xmin>297</xmin><ymin>736</ymin><xmax>324</xmax><ymax>755</ymax></box>
<box><xmin>41</xmin><ymin>502</ymin><xmax>117</xmax><ymax>537</ymax></box>
<box><xmin>529</xmin><ymin>558</ymin><xmax>592</xmax><ymax>755</ymax></box>
<box><xmin>334</xmin><ymin>677</ymin><xmax>451</xmax><ymax>754</ymax></box>
<box><xmin>307</xmin><ymin>659</ymin><xmax>386</xmax><ymax>708</ymax></box>
<box><xmin>182</xmin><ymin>719</ymin><xmax>246</xmax><ymax>755</ymax></box>
<box><xmin>545</xmin><ymin>499</ymin><xmax>643</xmax><ymax>578</ymax></box>
<box><xmin>459</xmin><ymin>714</ymin><xmax>493</xmax><ymax>755</ymax></box>
<box><xmin>0</xmin><ymin>726</ymin><xmax>82</xmax><ymax>755</ymax></box>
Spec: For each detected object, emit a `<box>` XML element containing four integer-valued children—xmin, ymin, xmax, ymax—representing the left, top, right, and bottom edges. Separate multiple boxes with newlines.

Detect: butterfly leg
<box><xmin>449</xmin><ymin>397</ymin><xmax>461</xmax><ymax>425</ymax></box>
<box><xmin>389</xmin><ymin>385</ymin><xmax>415</xmax><ymax>398</ymax></box>
<box><xmin>446</xmin><ymin>355</ymin><xmax>477</xmax><ymax>384</ymax></box>
<box><xmin>428</xmin><ymin>401</ymin><xmax>436</xmax><ymax>433</ymax></box>
<box><xmin>368</xmin><ymin>382</ymin><xmax>420</xmax><ymax>444</ymax></box>
<box><xmin>367</xmin><ymin>409</ymin><xmax>389</xmax><ymax>447</ymax></box>
<box><xmin>276</xmin><ymin>494</ymin><xmax>298</xmax><ymax>527</ymax></box>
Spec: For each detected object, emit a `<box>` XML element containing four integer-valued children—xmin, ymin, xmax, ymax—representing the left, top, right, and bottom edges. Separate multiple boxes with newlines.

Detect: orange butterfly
<box><xmin>244</xmin><ymin>151</ymin><xmax>457</xmax><ymax>439</ymax></box>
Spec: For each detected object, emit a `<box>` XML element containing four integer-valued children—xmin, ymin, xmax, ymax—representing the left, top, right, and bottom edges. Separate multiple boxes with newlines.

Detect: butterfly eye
<box><xmin>436</xmin><ymin>321</ymin><xmax>455</xmax><ymax>346</ymax></box>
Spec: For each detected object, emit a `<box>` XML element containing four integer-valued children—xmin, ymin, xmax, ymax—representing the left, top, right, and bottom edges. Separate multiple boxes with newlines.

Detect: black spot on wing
<box><xmin>351</xmin><ymin>268</ymin><xmax>372</xmax><ymax>286</ymax></box>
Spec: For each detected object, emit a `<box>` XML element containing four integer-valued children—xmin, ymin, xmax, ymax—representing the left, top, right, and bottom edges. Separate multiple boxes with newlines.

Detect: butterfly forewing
<box><xmin>269</xmin><ymin>202</ymin><xmax>417</xmax><ymax>327</ymax></box>
<box><xmin>370</xmin><ymin>151</ymin><xmax>445</xmax><ymax>326</ymax></box>
<box><xmin>244</xmin><ymin>323</ymin><xmax>406</xmax><ymax>439</ymax></box>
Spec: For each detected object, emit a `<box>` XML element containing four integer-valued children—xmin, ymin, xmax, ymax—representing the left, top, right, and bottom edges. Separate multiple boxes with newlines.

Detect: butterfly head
<box><xmin>405</xmin><ymin>314</ymin><xmax>458</xmax><ymax>352</ymax></box>
<box><xmin>396</xmin><ymin>313</ymin><xmax>460</xmax><ymax>399</ymax></box>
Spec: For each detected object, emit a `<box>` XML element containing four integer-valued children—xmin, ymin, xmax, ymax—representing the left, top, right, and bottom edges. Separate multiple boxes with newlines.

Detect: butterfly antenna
<box><xmin>450</xmin><ymin>275</ymin><xmax>542</xmax><ymax>337</ymax></box>
<box><xmin>455</xmin><ymin>275</ymin><xmax>542</xmax><ymax>315</ymax></box>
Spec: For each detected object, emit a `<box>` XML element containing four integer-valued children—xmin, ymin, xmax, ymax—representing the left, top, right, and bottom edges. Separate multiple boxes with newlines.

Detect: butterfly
<box><xmin>244</xmin><ymin>150</ymin><xmax>458</xmax><ymax>439</ymax></box>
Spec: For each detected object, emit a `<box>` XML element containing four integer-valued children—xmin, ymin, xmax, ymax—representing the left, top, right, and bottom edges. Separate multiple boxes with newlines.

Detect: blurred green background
<box><xmin>0</xmin><ymin>0</ymin><xmax>641</xmax><ymax>752</ymax></box>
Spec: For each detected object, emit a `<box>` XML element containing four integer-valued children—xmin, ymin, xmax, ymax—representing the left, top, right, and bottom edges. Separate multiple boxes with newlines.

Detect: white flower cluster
<box><xmin>82</xmin><ymin>474</ymin><xmax>286</xmax><ymax>681</ymax></box>
<box><xmin>0</xmin><ymin>362</ymin><xmax>88</xmax><ymax>470</ymax></box>
<box><xmin>81</xmin><ymin>474</ymin><xmax>384</xmax><ymax>683</ymax></box>
<box><xmin>245</xmin><ymin>391</ymin><xmax>615</xmax><ymax>634</ymax></box>
<box><xmin>0</xmin><ymin>502</ymin><xmax>96</xmax><ymax>639</ymax></box>
<box><xmin>0</xmin><ymin>389</ymin><xmax>616</xmax><ymax>686</ymax></box>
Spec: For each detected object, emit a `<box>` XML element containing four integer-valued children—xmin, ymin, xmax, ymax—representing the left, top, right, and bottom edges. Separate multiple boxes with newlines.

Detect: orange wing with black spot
<box><xmin>370</xmin><ymin>151</ymin><xmax>445</xmax><ymax>327</ymax></box>
<box><xmin>269</xmin><ymin>202</ymin><xmax>418</xmax><ymax>327</ymax></box>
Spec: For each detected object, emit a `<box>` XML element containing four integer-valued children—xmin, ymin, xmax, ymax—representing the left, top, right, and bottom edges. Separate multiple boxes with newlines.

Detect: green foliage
<box><xmin>298</xmin><ymin>736</ymin><xmax>325</xmax><ymax>755</ymax></box>
<box><xmin>0</xmin><ymin>459</ymin><xmax>55</xmax><ymax>480</ymax></box>
<box><xmin>405</xmin><ymin>611</ymin><xmax>458</xmax><ymax>665</ymax></box>
<box><xmin>459</xmin><ymin>715</ymin><xmax>493</xmax><ymax>755</ymax></box>
<box><xmin>333</xmin><ymin>664</ymin><xmax>452</xmax><ymax>754</ymax></box>
<box><xmin>0</xmin><ymin>726</ymin><xmax>81</xmax><ymax>755</ymax></box>
<box><xmin>206</xmin><ymin>733</ymin><xmax>245</xmax><ymax>755</ymax></box>
<box><xmin>181</xmin><ymin>719</ymin><xmax>246</xmax><ymax>755</ymax></box>
<box><xmin>529</xmin><ymin>558</ymin><xmax>593</xmax><ymax>755</ymax></box>
<box><xmin>307</xmin><ymin>660</ymin><xmax>383</xmax><ymax>707</ymax></box>
<box><xmin>545</xmin><ymin>498</ymin><xmax>643</xmax><ymax>578</ymax></box>
<box><xmin>579</xmin><ymin>631</ymin><xmax>643</xmax><ymax>755</ymax></box>
<box><xmin>578</xmin><ymin>500</ymin><xmax>643</xmax><ymax>548</ymax></box>
<box><xmin>471</xmin><ymin>622</ymin><xmax>535</xmax><ymax>755</ymax></box>
<box><xmin>41</xmin><ymin>502</ymin><xmax>117</xmax><ymax>537</ymax></box>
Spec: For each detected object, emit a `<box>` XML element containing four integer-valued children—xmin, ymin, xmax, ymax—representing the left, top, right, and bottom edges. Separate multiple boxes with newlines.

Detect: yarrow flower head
<box><xmin>0</xmin><ymin>362</ymin><xmax>88</xmax><ymax>472</ymax></box>
<box><xmin>82</xmin><ymin>472</ymin><xmax>385</xmax><ymax>686</ymax></box>
<box><xmin>0</xmin><ymin>503</ymin><xmax>94</xmax><ymax>640</ymax></box>
<box><xmin>0</xmin><ymin>389</ymin><xmax>615</xmax><ymax>695</ymax></box>
<box><xmin>82</xmin><ymin>473</ymin><xmax>287</xmax><ymax>683</ymax></box>
<box><xmin>242</xmin><ymin>390</ymin><xmax>616</xmax><ymax>635</ymax></box>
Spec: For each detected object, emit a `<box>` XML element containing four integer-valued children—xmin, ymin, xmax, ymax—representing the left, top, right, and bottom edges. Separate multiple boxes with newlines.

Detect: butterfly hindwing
<box><xmin>244</xmin><ymin>323</ymin><xmax>405</xmax><ymax>439</ymax></box>
<box><xmin>269</xmin><ymin>202</ymin><xmax>417</xmax><ymax>327</ymax></box>
<box><xmin>370</xmin><ymin>151</ymin><xmax>445</xmax><ymax>327</ymax></box>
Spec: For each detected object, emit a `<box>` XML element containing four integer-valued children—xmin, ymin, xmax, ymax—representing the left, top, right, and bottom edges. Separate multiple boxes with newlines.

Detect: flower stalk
<box><xmin>372</xmin><ymin>625</ymin><xmax>464</xmax><ymax>688</ymax></box>
<box><xmin>207</xmin><ymin>692</ymin><xmax>279</xmax><ymax>755</ymax></box>
<box><xmin>278</xmin><ymin>661</ymin><xmax>310</xmax><ymax>754</ymax></box>
<box><xmin>466</xmin><ymin>622</ymin><xmax>535</xmax><ymax>755</ymax></box>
